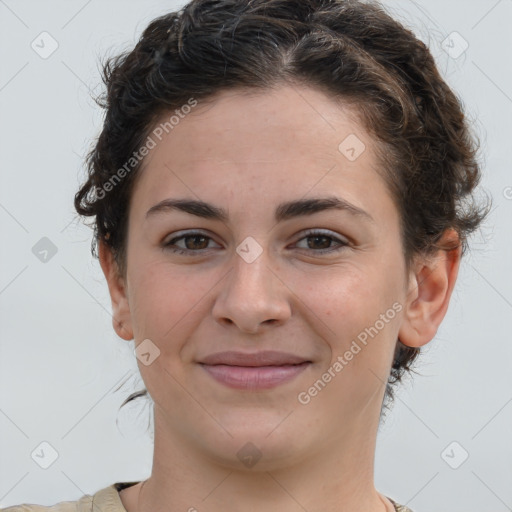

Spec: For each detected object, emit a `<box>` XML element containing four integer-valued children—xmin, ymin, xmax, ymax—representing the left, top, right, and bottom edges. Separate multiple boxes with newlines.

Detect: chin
<box><xmin>195</xmin><ymin>418</ymin><xmax>308</xmax><ymax>471</ymax></box>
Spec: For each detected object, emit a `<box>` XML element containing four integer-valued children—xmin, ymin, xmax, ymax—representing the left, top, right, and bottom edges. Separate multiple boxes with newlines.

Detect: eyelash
<box><xmin>163</xmin><ymin>229</ymin><xmax>350</xmax><ymax>256</ymax></box>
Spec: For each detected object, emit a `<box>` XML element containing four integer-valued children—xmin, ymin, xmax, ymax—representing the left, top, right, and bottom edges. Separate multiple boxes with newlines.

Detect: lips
<box><xmin>199</xmin><ymin>350</ymin><xmax>311</xmax><ymax>367</ymax></box>
<box><xmin>198</xmin><ymin>351</ymin><xmax>312</xmax><ymax>390</ymax></box>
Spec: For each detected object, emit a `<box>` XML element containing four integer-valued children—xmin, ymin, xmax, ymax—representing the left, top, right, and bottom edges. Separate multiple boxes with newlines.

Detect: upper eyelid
<box><xmin>165</xmin><ymin>229</ymin><xmax>218</xmax><ymax>243</ymax></box>
<box><xmin>293</xmin><ymin>229</ymin><xmax>349</xmax><ymax>244</ymax></box>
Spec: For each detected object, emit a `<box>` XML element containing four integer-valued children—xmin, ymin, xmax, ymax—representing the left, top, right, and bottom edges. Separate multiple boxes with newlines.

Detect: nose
<box><xmin>212</xmin><ymin>247</ymin><xmax>292</xmax><ymax>334</ymax></box>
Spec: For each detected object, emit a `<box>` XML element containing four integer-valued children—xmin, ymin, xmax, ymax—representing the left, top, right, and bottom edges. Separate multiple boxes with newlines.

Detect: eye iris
<box><xmin>308</xmin><ymin>235</ymin><xmax>331</xmax><ymax>250</ymax></box>
<box><xmin>185</xmin><ymin>235</ymin><xmax>209</xmax><ymax>250</ymax></box>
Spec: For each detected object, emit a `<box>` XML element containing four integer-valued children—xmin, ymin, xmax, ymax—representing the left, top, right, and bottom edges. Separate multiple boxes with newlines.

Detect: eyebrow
<box><xmin>146</xmin><ymin>196</ymin><xmax>374</xmax><ymax>224</ymax></box>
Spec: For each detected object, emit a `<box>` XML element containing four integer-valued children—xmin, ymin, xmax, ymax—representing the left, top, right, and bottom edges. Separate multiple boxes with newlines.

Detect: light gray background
<box><xmin>0</xmin><ymin>1</ymin><xmax>511</xmax><ymax>511</ymax></box>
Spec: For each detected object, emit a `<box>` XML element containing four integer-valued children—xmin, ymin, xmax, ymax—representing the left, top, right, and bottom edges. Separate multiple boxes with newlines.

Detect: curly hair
<box><xmin>74</xmin><ymin>0</ymin><xmax>490</xmax><ymax>415</ymax></box>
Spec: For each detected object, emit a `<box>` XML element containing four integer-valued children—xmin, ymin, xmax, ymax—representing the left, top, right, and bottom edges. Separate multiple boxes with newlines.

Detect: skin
<box><xmin>99</xmin><ymin>83</ymin><xmax>461</xmax><ymax>512</ymax></box>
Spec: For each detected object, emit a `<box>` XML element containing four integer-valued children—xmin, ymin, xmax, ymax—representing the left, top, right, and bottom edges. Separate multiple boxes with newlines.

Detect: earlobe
<box><xmin>398</xmin><ymin>229</ymin><xmax>462</xmax><ymax>348</ymax></box>
<box><xmin>98</xmin><ymin>239</ymin><xmax>134</xmax><ymax>341</ymax></box>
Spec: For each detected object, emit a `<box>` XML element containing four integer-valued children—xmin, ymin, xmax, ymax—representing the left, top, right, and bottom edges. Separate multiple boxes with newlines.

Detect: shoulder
<box><xmin>0</xmin><ymin>482</ymin><xmax>137</xmax><ymax>512</ymax></box>
<box><xmin>386</xmin><ymin>496</ymin><xmax>415</xmax><ymax>512</ymax></box>
<box><xmin>395</xmin><ymin>505</ymin><xmax>414</xmax><ymax>512</ymax></box>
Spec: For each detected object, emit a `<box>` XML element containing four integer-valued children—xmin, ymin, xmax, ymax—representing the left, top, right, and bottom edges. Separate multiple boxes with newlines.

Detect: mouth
<box><xmin>198</xmin><ymin>351</ymin><xmax>312</xmax><ymax>390</ymax></box>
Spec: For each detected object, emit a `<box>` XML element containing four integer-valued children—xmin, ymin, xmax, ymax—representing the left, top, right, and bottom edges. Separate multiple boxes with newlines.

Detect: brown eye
<box><xmin>306</xmin><ymin>234</ymin><xmax>332</xmax><ymax>250</ymax></box>
<box><xmin>182</xmin><ymin>235</ymin><xmax>209</xmax><ymax>250</ymax></box>
<box><xmin>294</xmin><ymin>230</ymin><xmax>349</xmax><ymax>254</ymax></box>
<box><xmin>163</xmin><ymin>231</ymin><xmax>220</xmax><ymax>255</ymax></box>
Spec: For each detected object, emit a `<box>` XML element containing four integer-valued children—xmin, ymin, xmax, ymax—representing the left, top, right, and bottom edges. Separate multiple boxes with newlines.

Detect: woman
<box><xmin>5</xmin><ymin>0</ymin><xmax>489</xmax><ymax>510</ymax></box>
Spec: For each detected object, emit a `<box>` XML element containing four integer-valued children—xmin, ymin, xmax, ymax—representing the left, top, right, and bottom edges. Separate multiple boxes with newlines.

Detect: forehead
<box><xmin>148</xmin><ymin>84</ymin><xmax>370</xmax><ymax>163</ymax></box>
<box><xmin>129</xmin><ymin>83</ymin><xmax>397</xmax><ymax>227</ymax></box>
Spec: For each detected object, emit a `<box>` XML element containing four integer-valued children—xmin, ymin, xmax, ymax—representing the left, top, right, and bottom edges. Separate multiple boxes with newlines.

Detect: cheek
<box><xmin>294</xmin><ymin>270</ymin><xmax>402</xmax><ymax>416</ymax></box>
<box><xmin>295</xmin><ymin>263</ymin><xmax>394</xmax><ymax>333</ymax></box>
<box><xmin>291</xmin><ymin>260</ymin><xmax>403</xmax><ymax>381</ymax></box>
<box><xmin>127</xmin><ymin>258</ymin><xmax>212</xmax><ymax>345</ymax></box>
<box><xmin>127</xmin><ymin>263</ymin><xmax>214</xmax><ymax>398</ymax></box>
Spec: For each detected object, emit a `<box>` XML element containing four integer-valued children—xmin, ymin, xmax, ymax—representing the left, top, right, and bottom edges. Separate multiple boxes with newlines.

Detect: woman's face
<box><xmin>108</xmin><ymin>83</ymin><xmax>415</xmax><ymax>467</ymax></box>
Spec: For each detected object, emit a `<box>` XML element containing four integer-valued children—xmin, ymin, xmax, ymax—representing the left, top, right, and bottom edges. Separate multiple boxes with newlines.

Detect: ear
<box><xmin>98</xmin><ymin>239</ymin><xmax>134</xmax><ymax>341</ymax></box>
<box><xmin>398</xmin><ymin>229</ymin><xmax>462</xmax><ymax>348</ymax></box>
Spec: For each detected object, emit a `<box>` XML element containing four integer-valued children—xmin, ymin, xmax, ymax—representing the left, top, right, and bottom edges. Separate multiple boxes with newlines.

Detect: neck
<box><xmin>132</xmin><ymin>405</ymin><xmax>390</xmax><ymax>512</ymax></box>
